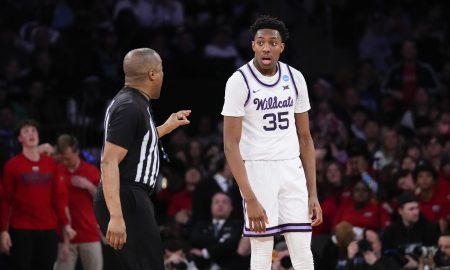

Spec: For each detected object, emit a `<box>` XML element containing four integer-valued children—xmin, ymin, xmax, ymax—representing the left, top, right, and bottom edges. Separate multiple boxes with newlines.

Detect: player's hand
<box><xmin>309</xmin><ymin>195</ymin><xmax>323</xmax><ymax>226</ymax></box>
<box><xmin>246</xmin><ymin>199</ymin><xmax>268</xmax><ymax>233</ymax></box>
<box><xmin>0</xmin><ymin>231</ymin><xmax>12</xmax><ymax>255</ymax></box>
<box><xmin>107</xmin><ymin>216</ymin><xmax>126</xmax><ymax>250</ymax></box>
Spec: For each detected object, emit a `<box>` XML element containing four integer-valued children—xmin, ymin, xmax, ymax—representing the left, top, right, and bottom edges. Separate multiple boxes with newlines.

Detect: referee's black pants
<box><xmin>94</xmin><ymin>184</ymin><xmax>164</xmax><ymax>270</ymax></box>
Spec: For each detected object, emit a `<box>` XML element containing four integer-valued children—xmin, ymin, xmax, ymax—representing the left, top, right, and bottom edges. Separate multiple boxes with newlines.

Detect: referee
<box><xmin>94</xmin><ymin>48</ymin><xmax>191</xmax><ymax>270</ymax></box>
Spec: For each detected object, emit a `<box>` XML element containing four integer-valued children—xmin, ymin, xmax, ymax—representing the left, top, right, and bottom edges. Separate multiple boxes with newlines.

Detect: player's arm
<box><xmin>295</xmin><ymin>112</ymin><xmax>322</xmax><ymax>226</ymax></box>
<box><xmin>157</xmin><ymin>110</ymin><xmax>191</xmax><ymax>138</ymax></box>
<box><xmin>101</xmin><ymin>141</ymin><xmax>127</xmax><ymax>250</ymax></box>
<box><xmin>223</xmin><ymin>116</ymin><xmax>268</xmax><ymax>232</ymax></box>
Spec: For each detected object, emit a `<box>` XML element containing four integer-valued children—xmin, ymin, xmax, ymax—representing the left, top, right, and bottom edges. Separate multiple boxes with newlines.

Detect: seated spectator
<box><xmin>373</xmin><ymin>126</ymin><xmax>402</xmax><ymax>171</ymax></box>
<box><xmin>436</xmin><ymin>232</ymin><xmax>450</xmax><ymax>268</ymax></box>
<box><xmin>382</xmin><ymin>192</ymin><xmax>440</xmax><ymax>268</ymax></box>
<box><xmin>413</xmin><ymin>161</ymin><xmax>447</xmax><ymax>225</ymax></box>
<box><xmin>333</xmin><ymin>181</ymin><xmax>391</xmax><ymax>231</ymax></box>
<box><xmin>318</xmin><ymin>221</ymin><xmax>357</xmax><ymax>270</ymax></box>
<box><xmin>163</xmin><ymin>239</ymin><xmax>198</xmax><ymax>270</ymax></box>
<box><xmin>190</xmin><ymin>192</ymin><xmax>243</xmax><ymax>270</ymax></box>
<box><xmin>192</xmin><ymin>156</ymin><xmax>242</xmax><ymax>222</ymax></box>
<box><xmin>168</xmin><ymin>167</ymin><xmax>202</xmax><ymax>226</ymax></box>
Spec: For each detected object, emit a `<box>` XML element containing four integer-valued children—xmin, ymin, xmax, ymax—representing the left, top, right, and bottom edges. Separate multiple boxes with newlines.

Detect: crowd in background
<box><xmin>0</xmin><ymin>0</ymin><xmax>450</xmax><ymax>269</ymax></box>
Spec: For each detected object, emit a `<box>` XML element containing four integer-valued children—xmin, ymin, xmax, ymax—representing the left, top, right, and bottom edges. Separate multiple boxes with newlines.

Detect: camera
<box><xmin>358</xmin><ymin>239</ymin><xmax>372</xmax><ymax>253</ymax></box>
<box><xmin>404</xmin><ymin>244</ymin><xmax>438</xmax><ymax>258</ymax></box>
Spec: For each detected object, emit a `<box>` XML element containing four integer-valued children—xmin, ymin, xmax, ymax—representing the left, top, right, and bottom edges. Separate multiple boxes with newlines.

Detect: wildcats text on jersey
<box><xmin>254</xmin><ymin>96</ymin><xmax>294</xmax><ymax>110</ymax></box>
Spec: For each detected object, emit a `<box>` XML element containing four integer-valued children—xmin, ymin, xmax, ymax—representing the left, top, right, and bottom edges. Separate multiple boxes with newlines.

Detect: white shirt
<box><xmin>213</xmin><ymin>173</ymin><xmax>229</xmax><ymax>192</ymax></box>
<box><xmin>222</xmin><ymin>59</ymin><xmax>311</xmax><ymax>160</ymax></box>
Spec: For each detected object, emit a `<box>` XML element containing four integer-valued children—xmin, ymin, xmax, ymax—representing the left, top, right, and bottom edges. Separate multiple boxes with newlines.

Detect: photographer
<box><xmin>163</xmin><ymin>239</ymin><xmax>198</xmax><ymax>270</ymax></box>
<box><xmin>345</xmin><ymin>229</ymin><xmax>399</xmax><ymax>270</ymax></box>
<box><xmin>434</xmin><ymin>233</ymin><xmax>450</xmax><ymax>269</ymax></box>
<box><xmin>382</xmin><ymin>192</ymin><xmax>440</xmax><ymax>269</ymax></box>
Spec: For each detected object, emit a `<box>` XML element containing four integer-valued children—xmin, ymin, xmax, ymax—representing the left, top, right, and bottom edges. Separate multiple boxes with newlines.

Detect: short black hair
<box><xmin>413</xmin><ymin>160</ymin><xmax>437</xmax><ymax>181</ymax></box>
<box><xmin>250</xmin><ymin>15</ymin><xmax>289</xmax><ymax>42</ymax></box>
<box><xmin>397</xmin><ymin>192</ymin><xmax>418</xmax><ymax>208</ymax></box>
<box><xmin>14</xmin><ymin>119</ymin><xmax>39</xmax><ymax>137</ymax></box>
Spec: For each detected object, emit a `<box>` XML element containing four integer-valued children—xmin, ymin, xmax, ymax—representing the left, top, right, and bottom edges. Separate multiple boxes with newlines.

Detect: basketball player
<box><xmin>222</xmin><ymin>15</ymin><xmax>322</xmax><ymax>270</ymax></box>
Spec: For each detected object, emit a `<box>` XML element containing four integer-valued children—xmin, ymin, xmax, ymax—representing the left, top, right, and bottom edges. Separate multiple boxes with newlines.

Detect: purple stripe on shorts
<box><xmin>243</xmin><ymin>223</ymin><xmax>312</xmax><ymax>237</ymax></box>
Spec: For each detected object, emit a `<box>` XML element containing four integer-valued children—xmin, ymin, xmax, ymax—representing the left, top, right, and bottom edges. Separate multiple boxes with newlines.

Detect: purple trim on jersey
<box><xmin>237</xmin><ymin>69</ymin><xmax>251</xmax><ymax>106</ymax></box>
<box><xmin>243</xmin><ymin>223</ymin><xmax>312</xmax><ymax>237</ymax></box>
<box><xmin>286</xmin><ymin>64</ymin><xmax>299</xmax><ymax>97</ymax></box>
<box><xmin>246</xmin><ymin>62</ymin><xmax>281</xmax><ymax>87</ymax></box>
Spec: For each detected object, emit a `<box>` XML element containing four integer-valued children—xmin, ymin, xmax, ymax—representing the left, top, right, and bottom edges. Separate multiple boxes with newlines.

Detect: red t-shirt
<box><xmin>314</xmin><ymin>196</ymin><xmax>338</xmax><ymax>235</ymax></box>
<box><xmin>168</xmin><ymin>189</ymin><xmax>192</xmax><ymax>216</ymax></box>
<box><xmin>57</xmin><ymin>160</ymin><xmax>101</xmax><ymax>243</ymax></box>
<box><xmin>332</xmin><ymin>201</ymin><xmax>391</xmax><ymax>231</ymax></box>
<box><xmin>417</xmin><ymin>187</ymin><xmax>447</xmax><ymax>223</ymax></box>
<box><xmin>1</xmin><ymin>154</ymin><xmax>69</xmax><ymax>230</ymax></box>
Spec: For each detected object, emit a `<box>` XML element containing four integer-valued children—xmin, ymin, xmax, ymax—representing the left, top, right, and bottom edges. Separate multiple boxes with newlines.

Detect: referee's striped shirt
<box><xmin>103</xmin><ymin>86</ymin><xmax>160</xmax><ymax>190</ymax></box>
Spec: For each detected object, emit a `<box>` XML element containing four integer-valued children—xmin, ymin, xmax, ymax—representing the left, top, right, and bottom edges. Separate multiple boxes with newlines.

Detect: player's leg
<box><xmin>249</xmin><ymin>236</ymin><xmax>274</xmax><ymax>270</ymax></box>
<box><xmin>284</xmin><ymin>232</ymin><xmax>314</xmax><ymax>270</ymax></box>
<box><xmin>54</xmin><ymin>243</ymin><xmax>79</xmax><ymax>270</ymax></box>
<box><xmin>78</xmin><ymin>242</ymin><xmax>103</xmax><ymax>270</ymax></box>
<box><xmin>278</xmin><ymin>158</ymin><xmax>313</xmax><ymax>270</ymax></box>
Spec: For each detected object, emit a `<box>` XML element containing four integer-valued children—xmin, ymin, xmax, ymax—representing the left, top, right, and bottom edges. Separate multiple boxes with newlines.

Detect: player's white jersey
<box><xmin>222</xmin><ymin>59</ymin><xmax>311</xmax><ymax>161</ymax></box>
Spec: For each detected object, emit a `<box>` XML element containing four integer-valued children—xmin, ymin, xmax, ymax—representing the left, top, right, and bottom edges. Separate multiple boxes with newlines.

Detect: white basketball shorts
<box><xmin>243</xmin><ymin>157</ymin><xmax>312</xmax><ymax>237</ymax></box>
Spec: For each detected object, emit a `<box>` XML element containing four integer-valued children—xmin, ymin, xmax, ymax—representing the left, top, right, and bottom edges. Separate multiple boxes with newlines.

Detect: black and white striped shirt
<box><xmin>103</xmin><ymin>86</ymin><xmax>160</xmax><ymax>190</ymax></box>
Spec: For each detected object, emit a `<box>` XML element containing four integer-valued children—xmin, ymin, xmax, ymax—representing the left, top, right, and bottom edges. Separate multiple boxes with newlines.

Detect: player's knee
<box><xmin>290</xmin><ymin>249</ymin><xmax>314</xmax><ymax>270</ymax></box>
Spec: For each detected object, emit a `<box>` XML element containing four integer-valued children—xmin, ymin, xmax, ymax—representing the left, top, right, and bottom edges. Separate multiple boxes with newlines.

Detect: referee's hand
<box><xmin>107</xmin><ymin>216</ymin><xmax>127</xmax><ymax>250</ymax></box>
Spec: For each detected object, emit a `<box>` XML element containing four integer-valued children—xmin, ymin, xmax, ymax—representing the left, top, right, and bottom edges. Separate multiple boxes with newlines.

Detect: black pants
<box><xmin>94</xmin><ymin>184</ymin><xmax>164</xmax><ymax>270</ymax></box>
<box><xmin>9</xmin><ymin>228</ymin><xmax>57</xmax><ymax>270</ymax></box>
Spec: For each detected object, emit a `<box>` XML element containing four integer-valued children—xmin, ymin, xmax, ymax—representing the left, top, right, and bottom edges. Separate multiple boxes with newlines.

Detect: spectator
<box><xmin>413</xmin><ymin>161</ymin><xmax>447</xmax><ymax>226</ymax></box>
<box><xmin>382</xmin><ymin>192</ymin><xmax>440</xmax><ymax>268</ymax></box>
<box><xmin>163</xmin><ymin>239</ymin><xmax>198</xmax><ymax>270</ymax></box>
<box><xmin>192</xmin><ymin>156</ymin><xmax>243</xmax><ymax>222</ymax></box>
<box><xmin>53</xmin><ymin>134</ymin><xmax>102</xmax><ymax>270</ymax></box>
<box><xmin>381</xmin><ymin>39</ymin><xmax>440</xmax><ymax>110</ymax></box>
<box><xmin>168</xmin><ymin>167</ymin><xmax>202</xmax><ymax>226</ymax></box>
<box><xmin>373</xmin><ymin>126</ymin><xmax>402</xmax><ymax>170</ymax></box>
<box><xmin>190</xmin><ymin>192</ymin><xmax>243</xmax><ymax>270</ymax></box>
<box><xmin>332</xmin><ymin>181</ymin><xmax>391</xmax><ymax>231</ymax></box>
<box><xmin>345</xmin><ymin>229</ymin><xmax>400</xmax><ymax>270</ymax></box>
<box><xmin>0</xmin><ymin>119</ymin><xmax>75</xmax><ymax>270</ymax></box>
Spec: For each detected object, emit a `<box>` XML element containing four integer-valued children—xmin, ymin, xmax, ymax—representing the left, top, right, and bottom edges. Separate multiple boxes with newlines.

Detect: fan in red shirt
<box><xmin>413</xmin><ymin>160</ymin><xmax>447</xmax><ymax>230</ymax></box>
<box><xmin>333</xmin><ymin>181</ymin><xmax>390</xmax><ymax>231</ymax></box>
<box><xmin>0</xmin><ymin>119</ymin><xmax>75</xmax><ymax>270</ymax></box>
<box><xmin>53</xmin><ymin>134</ymin><xmax>103</xmax><ymax>270</ymax></box>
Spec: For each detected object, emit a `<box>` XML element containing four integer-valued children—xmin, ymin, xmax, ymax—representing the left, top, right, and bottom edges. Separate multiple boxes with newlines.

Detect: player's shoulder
<box><xmin>280</xmin><ymin>61</ymin><xmax>305</xmax><ymax>78</ymax></box>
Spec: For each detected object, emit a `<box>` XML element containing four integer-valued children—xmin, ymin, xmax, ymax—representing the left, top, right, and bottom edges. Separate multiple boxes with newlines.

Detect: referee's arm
<box><xmin>101</xmin><ymin>141</ymin><xmax>128</xmax><ymax>250</ymax></box>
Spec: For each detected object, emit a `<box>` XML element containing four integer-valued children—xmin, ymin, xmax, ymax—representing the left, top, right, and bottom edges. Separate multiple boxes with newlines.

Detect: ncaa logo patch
<box><xmin>283</xmin><ymin>75</ymin><xmax>289</xmax><ymax>81</ymax></box>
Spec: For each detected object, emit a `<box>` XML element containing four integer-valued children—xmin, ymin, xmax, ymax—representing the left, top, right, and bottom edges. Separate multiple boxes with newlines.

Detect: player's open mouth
<box><xmin>261</xmin><ymin>57</ymin><xmax>271</xmax><ymax>65</ymax></box>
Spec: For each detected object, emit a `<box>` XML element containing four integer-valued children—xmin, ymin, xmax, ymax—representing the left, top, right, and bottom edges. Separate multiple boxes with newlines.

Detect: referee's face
<box><xmin>150</xmin><ymin>62</ymin><xmax>164</xmax><ymax>99</ymax></box>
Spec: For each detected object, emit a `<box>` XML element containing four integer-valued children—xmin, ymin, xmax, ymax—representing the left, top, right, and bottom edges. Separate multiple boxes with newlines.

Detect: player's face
<box><xmin>252</xmin><ymin>29</ymin><xmax>284</xmax><ymax>74</ymax></box>
<box><xmin>18</xmin><ymin>125</ymin><xmax>39</xmax><ymax>148</ymax></box>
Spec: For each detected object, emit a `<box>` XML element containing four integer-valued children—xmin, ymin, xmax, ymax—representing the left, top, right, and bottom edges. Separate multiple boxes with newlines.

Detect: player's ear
<box><xmin>280</xmin><ymin>43</ymin><xmax>285</xmax><ymax>53</ymax></box>
<box><xmin>251</xmin><ymin>40</ymin><xmax>256</xmax><ymax>52</ymax></box>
